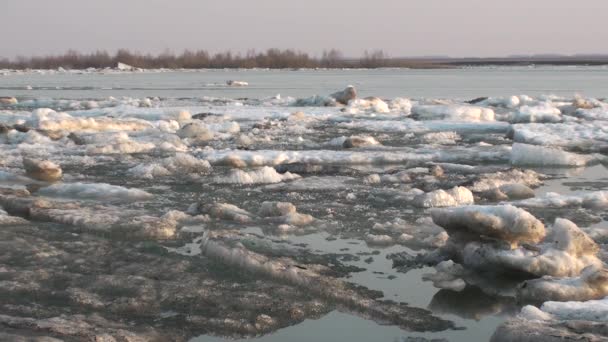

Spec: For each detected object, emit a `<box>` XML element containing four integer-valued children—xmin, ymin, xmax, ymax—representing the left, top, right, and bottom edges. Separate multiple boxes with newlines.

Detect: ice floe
<box><xmin>193</xmin><ymin>202</ymin><xmax>255</xmax><ymax>223</ymax></box>
<box><xmin>344</xmin><ymin>97</ymin><xmax>390</xmax><ymax>114</ymax></box>
<box><xmin>226</xmin><ymin>80</ymin><xmax>249</xmax><ymax>87</ymax></box>
<box><xmin>413</xmin><ymin>186</ymin><xmax>474</xmax><ymax>208</ymax></box>
<box><xmin>22</xmin><ymin>158</ymin><xmax>62</xmax><ymax>182</ymax></box>
<box><xmin>0</xmin><ymin>208</ymin><xmax>28</xmax><ymax>225</ymax></box>
<box><xmin>0</xmin><ymin>97</ymin><xmax>18</xmax><ymax>105</ymax></box>
<box><xmin>432</xmin><ymin>205</ymin><xmax>546</xmax><ymax>247</ymax></box>
<box><xmin>128</xmin><ymin>153</ymin><xmax>211</xmax><ymax>179</ymax></box>
<box><xmin>510</xmin><ymin>103</ymin><xmax>562</xmax><ymax>123</ymax></box>
<box><xmin>510</xmin><ymin>122</ymin><xmax>608</xmax><ymax>152</ymax></box>
<box><xmin>492</xmin><ymin>297</ymin><xmax>608</xmax><ymax>341</ymax></box>
<box><xmin>214</xmin><ymin>166</ymin><xmax>300</xmax><ymax>185</ymax></box>
<box><xmin>416</xmin><ymin>205</ymin><xmax>606</xmax><ymax>308</ymax></box>
<box><xmin>330</xmin><ymin>85</ymin><xmax>357</xmax><ymax>105</ymax></box>
<box><xmin>515</xmin><ymin>191</ymin><xmax>608</xmax><ymax>209</ymax></box>
<box><xmin>412</xmin><ymin>105</ymin><xmax>495</xmax><ymax>121</ymax></box>
<box><xmin>37</xmin><ymin>182</ymin><xmax>153</xmax><ymax>202</ymax></box>
<box><xmin>341</xmin><ymin>135</ymin><xmax>381</xmax><ymax>148</ymax></box>
<box><xmin>510</xmin><ymin>143</ymin><xmax>595</xmax><ymax>167</ymax></box>
<box><xmin>458</xmin><ymin>217</ymin><xmax>602</xmax><ymax>278</ymax></box>
<box><xmin>422</xmin><ymin>260</ymin><xmax>467</xmax><ymax>292</ymax></box>
<box><xmin>517</xmin><ymin>265</ymin><xmax>608</xmax><ymax>303</ymax></box>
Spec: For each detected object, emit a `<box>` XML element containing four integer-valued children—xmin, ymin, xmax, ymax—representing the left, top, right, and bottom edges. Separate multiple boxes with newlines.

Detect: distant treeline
<box><xmin>0</xmin><ymin>49</ymin><xmax>443</xmax><ymax>70</ymax></box>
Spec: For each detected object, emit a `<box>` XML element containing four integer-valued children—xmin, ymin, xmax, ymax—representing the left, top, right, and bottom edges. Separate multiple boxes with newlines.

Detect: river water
<box><xmin>2</xmin><ymin>66</ymin><xmax>607</xmax><ymax>100</ymax></box>
<box><xmin>0</xmin><ymin>66</ymin><xmax>606</xmax><ymax>342</ymax></box>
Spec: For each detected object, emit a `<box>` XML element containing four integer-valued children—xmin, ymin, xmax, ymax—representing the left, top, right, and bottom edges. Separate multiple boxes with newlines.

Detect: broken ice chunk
<box><xmin>23</xmin><ymin>158</ymin><xmax>62</xmax><ymax>182</ymax></box>
<box><xmin>431</xmin><ymin>205</ymin><xmax>546</xmax><ymax>247</ymax></box>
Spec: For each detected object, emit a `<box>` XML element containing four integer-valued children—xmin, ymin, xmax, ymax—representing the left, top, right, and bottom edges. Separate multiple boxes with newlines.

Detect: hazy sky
<box><xmin>2</xmin><ymin>0</ymin><xmax>607</xmax><ymax>58</ymax></box>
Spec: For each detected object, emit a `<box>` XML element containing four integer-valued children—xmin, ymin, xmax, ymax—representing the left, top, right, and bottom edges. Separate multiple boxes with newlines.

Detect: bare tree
<box><xmin>0</xmin><ymin>48</ymin><xmax>438</xmax><ymax>70</ymax></box>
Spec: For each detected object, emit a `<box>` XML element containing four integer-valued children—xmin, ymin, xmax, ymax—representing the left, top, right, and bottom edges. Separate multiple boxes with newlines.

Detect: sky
<box><xmin>2</xmin><ymin>0</ymin><xmax>607</xmax><ymax>58</ymax></box>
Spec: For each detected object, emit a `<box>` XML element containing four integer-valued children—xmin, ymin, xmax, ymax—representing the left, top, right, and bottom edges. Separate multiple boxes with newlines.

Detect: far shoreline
<box><xmin>1</xmin><ymin>63</ymin><xmax>607</xmax><ymax>74</ymax></box>
<box><xmin>3</xmin><ymin>49</ymin><xmax>608</xmax><ymax>71</ymax></box>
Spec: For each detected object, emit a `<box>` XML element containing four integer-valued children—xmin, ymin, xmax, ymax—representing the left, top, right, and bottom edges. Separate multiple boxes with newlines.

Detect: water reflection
<box><xmin>428</xmin><ymin>286</ymin><xmax>519</xmax><ymax>321</ymax></box>
<box><xmin>534</xmin><ymin>164</ymin><xmax>608</xmax><ymax>196</ymax></box>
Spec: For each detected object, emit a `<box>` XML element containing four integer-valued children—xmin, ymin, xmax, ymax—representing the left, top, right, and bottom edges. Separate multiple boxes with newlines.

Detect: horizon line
<box><xmin>3</xmin><ymin>48</ymin><xmax>608</xmax><ymax>61</ymax></box>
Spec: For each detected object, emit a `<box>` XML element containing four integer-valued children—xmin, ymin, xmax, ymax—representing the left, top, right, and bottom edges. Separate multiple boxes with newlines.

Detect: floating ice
<box><xmin>68</xmin><ymin>131</ymin><xmax>131</xmax><ymax>145</ymax></box>
<box><xmin>573</xmin><ymin>106</ymin><xmax>608</xmax><ymax>121</ymax></box>
<box><xmin>2</xmin><ymin>129</ymin><xmax>53</xmax><ymax>146</ymax></box>
<box><xmin>265</xmin><ymin>175</ymin><xmax>356</xmax><ymax>191</ymax></box>
<box><xmin>511</xmin><ymin>103</ymin><xmax>562</xmax><ymax>123</ymax></box>
<box><xmin>259</xmin><ymin>201</ymin><xmax>297</xmax><ymax>217</ymax></box>
<box><xmin>372</xmin><ymin>217</ymin><xmax>448</xmax><ymax>249</ymax></box>
<box><xmin>510</xmin><ymin>143</ymin><xmax>594</xmax><ymax>167</ymax></box>
<box><xmin>335</xmin><ymin>118</ymin><xmax>424</xmax><ymax>133</ymax></box>
<box><xmin>293</xmin><ymin>95</ymin><xmax>336</xmax><ymax>107</ymax></box>
<box><xmin>279</xmin><ymin>212</ymin><xmax>315</xmax><ymax>226</ymax></box>
<box><xmin>200</xmin><ymin>148</ymin><xmax>436</xmax><ymax>168</ymax></box>
<box><xmin>478</xmin><ymin>95</ymin><xmax>525</xmax><ymax>108</ymax></box>
<box><xmin>510</xmin><ymin>122</ymin><xmax>608</xmax><ymax>152</ymax></box>
<box><xmin>42</xmin><ymin>117</ymin><xmax>153</xmax><ymax>132</ymax></box>
<box><xmin>259</xmin><ymin>202</ymin><xmax>315</xmax><ymax>227</ymax></box>
<box><xmin>492</xmin><ymin>297</ymin><xmax>608</xmax><ymax>341</ymax></box>
<box><xmin>422</xmin><ymin>260</ymin><xmax>467</xmax><ymax>292</ymax></box>
<box><xmin>336</xmin><ymin>117</ymin><xmax>509</xmax><ymax>136</ymax></box>
<box><xmin>195</xmin><ymin>203</ymin><xmax>255</xmax><ymax>223</ymax></box>
<box><xmin>517</xmin><ymin>265</ymin><xmax>608</xmax><ymax>303</ymax></box>
<box><xmin>420</xmin><ymin>131</ymin><xmax>461</xmax><ymax>145</ymax></box>
<box><xmin>413</xmin><ymin>187</ymin><xmax>474</xmax><ymax>208</ymax></box>
<box><xmin>28</xmin><ymin>108</ymin><xmax>153</xmax><ymax>132</ymax></box>
<box><xmin>371</xmin><ymin>171</ymin><xmax>412</xmax><ymax>184</ymax></box>
<box><xmin>412</xmin><ymin>105</ymin><xmax>495</xmax><ymax>121</ymax></box>
<box><xmin>0</xmin><ymin>208</ymin><xmax>28</xmax><ymax>225</ymax></box>
<box><xmin>388</xmin><ymin>97</ymin><xmax>413</xmax><ymax>114</ymax></box>
<box><xmin>344</xmin><ymin>97</ymin><xmax>389</xmax><ymax>114</ymax></box>
<box><xmin>116</xmin><ymin>62</ymin><xmax>135</xmax><ymax>71</ymax></box>
<box><xmin>0</xmin><ymin>194</ymin><xmax>177</xmax><ymax>239</ymax></box>
<box><xmin>515</xmin><ymin>191</ymin><xmax>608</xmax><ymax>209</ymax></box>
<box><xmin>467</xmin><ymin>169</ymin><xmax>543</xmax><ymax>193</ymax></box>
<box><xmin>341</xmin><ymin>135</ymin><xmax>381</xmax><ymax>148</ymax></box>
<box><xmin>86</xmin><ymin>139</ymin><xmax>156</xmax><ymax>154</ymax></box>
<box><xmin>540</xmin><ymin>296</ymin><xmax>608</xmax><ymax>321</ymax></box>
<box><xmin>128</xmin><ymin>153</ymin><xmax>211</xmax><ymax>179</ymax></box>
<box><xmin>226</xmin><ymin>80</ymin><xmax>249</xmax><ymax>87</ymax></box>
<box><xmin>214</xmin><ymin>166</ymin><xmax>300</xmax><ymax>185</ymax></box>
<box><xmin>483</xmin><ymin>183</ymin><xmax>536</xmax><ymax>201</ymax></box>
<box><xmin>0</xmin><ymin>97</ymin><xmax>18</xmax><ymax>105</ymax></box>
<box><xmin>37</xmin><ymin>182</ymin><xmax>153</xmax><ymax>202</ymax></box>
<box><xmin>432</xmin><ymin>205</ymin><xmax>546</xmax><ymax>247</ymax></box>
<box><xmin>177</xmin><ymin>122</ymin><xmax>215</xmax><ymax>141</ymax></box>
<box><xmin>330</xmin><ymin>85</ymin><xmax>357</xmax><ymax>105</ymax></box>
<box><xmin>22</xmin><ymin>158</ymin><xmax>62</xmax><ymax>182</ymax></box>
<box><xmin>572</xmin><ymin>95</ymin><xmax>602</xmax><ymax>109</ymax></box>
<box><xmin>0</xmin><ymin>171</ymin><xmax>30</xmax><ymax>184</ymax></box>
<box><xmin>3</xmin><ymin>85</ymin><xmax>608</xmax><ymax>340</ymax></box>
<box><xmin>460</xmin><ymin>218</ymin><xmax>602</xmax><ymax>278</ymax></box>
<box><xmin>200</xmin><ymin>232</ymin><xmax>454</xmax><ymax>331</ymax></box>
<box><xmin>365</xmin><ymin>234</ymin><xmax>394</xmax><ymax>246</ymax></box>
<box><xmin>29</xmin><ymin>108</ymin><xmax>72</xmax><ymax>126</ymax></box>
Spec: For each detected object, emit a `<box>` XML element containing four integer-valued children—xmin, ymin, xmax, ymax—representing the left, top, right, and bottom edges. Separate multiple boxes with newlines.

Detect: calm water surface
<box><xmin>1</xmin><ymin>66</ymin><xmax>607</xmax><ymax>100</ymax></box>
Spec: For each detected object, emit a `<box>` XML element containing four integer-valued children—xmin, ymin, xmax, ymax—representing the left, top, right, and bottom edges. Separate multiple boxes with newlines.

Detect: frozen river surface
<box><xmin>0</xmin><ymin>67</ymin><xmax>607</xmax><ymax>342</ymax></box>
